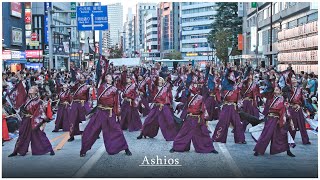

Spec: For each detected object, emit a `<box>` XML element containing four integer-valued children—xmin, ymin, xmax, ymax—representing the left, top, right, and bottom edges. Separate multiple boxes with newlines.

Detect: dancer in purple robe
<box><xmin>52</xmin><ymin>84</ymin><xmax>71</xmax><ymax>132</ymax></box>
<box><xmin>288</xmin><ymin>77</ymin><xmax>311</xmax><ymax>145</ymax></box>
<box><xmin>240</xmin><ymin>67</ymin><xmax>260</xmax><ymax>132</ymax></box>
<box><xmin>68</xmin><ymin>73</ymin><xmax>91</xmax><ymax>142</ymax></box>
<box><xmin>212</xmin><ymin>67</ymin><xmax>246</xmax><ymax>144</ymax></box>
<box><xmin>120</xmin><ymin>76</ymin><xmax>142</xmax><ymax>131</ymax></box>
<box><xmin>253</xmin><ymin>86</ymin><xmax>295</xmax><ymax>157</ymax></box>
<box><xmin>170</xmin><ymin>83</ymin><xmax>218</xmax><ymax>154</ymax></box>
<box><xmin>8</xmin><ymin>86</ymin><xmax>54</xmax><ymax>157</ymax></box>
<box><xmin>204</xmin><ymin>65</ymin><xmax>221</xmax><ymax>121</ymax></box>
<box><xmin>137</xmin><ymin>77</ymin><xmax>179</xmax><ymax>141</ymax></box>
<box><xmin>80</xmin><ymin>74</ymin><xmax>132</xmax><ymax>157</ymax></box>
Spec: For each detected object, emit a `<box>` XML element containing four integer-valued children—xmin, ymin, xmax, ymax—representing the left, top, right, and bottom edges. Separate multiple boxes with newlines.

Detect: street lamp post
<box><xmin>67</xmin><ymin>28</ymin><xmax>71</xmax><ymax>70</ymax></box>
<box><xmin>269</xmin><ymin>2</ymin><xmax>273</xmax><ymax>66</ymax></box>
<box><xmin>79</xmin><ymin>49</ymin><xmax>83</xmax><ymax>69</ymax></box>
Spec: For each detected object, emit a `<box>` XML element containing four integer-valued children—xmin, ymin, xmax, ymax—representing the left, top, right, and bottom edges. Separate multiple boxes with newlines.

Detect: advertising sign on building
<box><xmin>26</xmin><ymin>50</ymin><xmax>43</xmax><ymax>58</ymax></box>
<box><xmin>251</xmin><ymin>26</ymin><xmax>257</xmax><ymax>52</ymax></box>
<box><xmin>2</xmin><ymin>50</ymin><xmax>12</xmax><ymax>60</ymax></box>
<box><xmin>238</xmin><ymin>34</ymin><xmax>243</xmax><ymax>50</ymax></box>
<box><xmin>31</xmin><ymin>33</ymin><xmax>38</xmax><ymax>41</ymax></box>
<box><xmin>63</xmin><ymin>42</ymin><xmax>70</xmax><ymax>53</ymax></box>
<box><xmin>11</xmin><ymin>51</ymin><xmax>26</xmax><ymax>60</ymax></box>
<box><xmin>44</xmin><ymin>2</ymin><xmax>52</xmax><ymax>44</ymax></box>
<box><xmin>12</xmin><ymin>27</ymin><xmax>23</xmax><ymax>46</ymax></box>
<box><xmin>11</xmin><ymin>2</ymin><xmax>22</xmax><ymax>18</ymax></box>
<box><xmin>29</xmin><ymin>41</ymin><xmax>40</xmax><ymax>46</ymax></box>
<box><xmin>25</xmin><ymin>10</ymin><xmax>32</xmax><ymax>24</ymax></box>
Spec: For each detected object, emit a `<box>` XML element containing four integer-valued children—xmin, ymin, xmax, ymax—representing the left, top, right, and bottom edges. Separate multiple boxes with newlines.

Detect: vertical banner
<box><xmin>44</xmin><ymin>2</ymin><xmax>52</xmax><ymax>45</ymax></box>
<box><xmin>238</xmin><ymin>34</ymin><xmax>243</xmax><ymax>50</ymax></box>
<box><xmin>251</xmin><ymin>26</ymin><xmax>257</xmax><ymax>51</ymax></box>
<box><xmin>25</xmin><ymin>2</ymin><xmax>32</xmax><ymax>46</ymax></box>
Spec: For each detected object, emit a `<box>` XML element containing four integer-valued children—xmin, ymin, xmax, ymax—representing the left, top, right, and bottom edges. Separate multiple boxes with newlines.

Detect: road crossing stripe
<box><xmin>50</xmin><ymin>133</ymin><xmax>68</xmax><ymax>143</ymax></box>
<box><xmin>73</xmin><ymin>145</ymin><xmax>105</xmax><ymax>178</ymax></box>
<box><xmin>53</xmin><ymin>133</ymin><xmax>70</xmax><ymax>151</ymax></box>
<box><xmin>208</xmin><ymin>122</ymin><xmax>243</xmax><ymax>177</ymax></box>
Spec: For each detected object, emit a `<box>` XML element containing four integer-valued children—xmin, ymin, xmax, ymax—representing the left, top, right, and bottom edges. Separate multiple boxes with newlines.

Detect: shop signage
<box><xmin>26</xmin><ymin>50</ymin><xmax>43</xmax><ymax>58</ymax></box>
<box><xmin>12</xmin><ymin>27</ymin><xmax>23</xmax><ymax>46</ymax></box>
<box><xmin>2</xmin><ymin>50</ymin><xmax>11</xmax><ymax>60</ymax></box>
<box><xmin>11</xmin><ymin>2</ymin><xmax>22</xmax><ymax>18</ymax></box>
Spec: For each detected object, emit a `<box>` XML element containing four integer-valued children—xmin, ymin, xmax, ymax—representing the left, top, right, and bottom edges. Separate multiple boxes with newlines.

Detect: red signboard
<box><xmin>238</xmin><ymin>34</ymin><xmax>243</xmax><ymax>50</ymax></box>
<box><xmin>2</xmin><ymin>50</ymin><xmax>12</xmax><ymax>60</ymax></box>
<box><xmin>31</xmin><ymin>33</ymin><xmax>38</xmax><ymax>41</ymax></box>
<box><xmin>11</xmin><ymin>2</ymin><xmax>22</xmax><ymax>18</ymax></box>
<box><xmin>26</xmin><ymin>50</ymin><xmax>43</xmax><ymax>58</ymax></box>
<box><xmin>25</xmin><ymin>10</ymin><xmax>32</xmax><ymax>24</ymax></box>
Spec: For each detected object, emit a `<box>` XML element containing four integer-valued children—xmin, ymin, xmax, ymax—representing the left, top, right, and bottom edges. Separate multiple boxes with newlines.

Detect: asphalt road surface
<box><xmin>2</xmin><ymin>88</ymin><xmax>318</xmax><ymax>178</ymax></box>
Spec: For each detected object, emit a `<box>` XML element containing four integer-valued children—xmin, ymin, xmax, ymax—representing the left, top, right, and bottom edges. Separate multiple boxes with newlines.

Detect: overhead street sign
<box><xmin>77</xmin><ymin>6</ymin><xmax>108</xmax><ymax>31</ymax></box>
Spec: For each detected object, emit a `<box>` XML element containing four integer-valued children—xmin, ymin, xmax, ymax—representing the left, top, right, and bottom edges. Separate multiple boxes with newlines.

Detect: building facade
<box><xmin>143</xmin><ymin>10</ymin><xmax>160</xmax><ymax>61</ymax></box>
<box><xmin>124</xmin><ymin>8</ymin><xmax>135</xmax><ymax>57</ymax></box>
<box><xmin>158</xmin><ymin>2</ymin><xmax>180</xmax><ymax>53</ymax></box>
<box><xmin>241</xmin><ymin>2</ymin><xmax>318</xmax><ymax>72</ymax></box>
<box><xmin>180</xmin><ymin>2</ymin><xmax>216</xmax><ymax>61</ymax></box>
<box><xmin>2</xmin><ymin>2</ymin><xmax>27</xmax><ymax>71</ymax></box>
<box><xmin>107</xmin><ymin>3</ymin><xmax>123</xmax><ymax>47</ymax></box>
<box><xmin>135</xmin><ymin>3</ymin><xmax>157</xmax><ymax>53</ymax></box>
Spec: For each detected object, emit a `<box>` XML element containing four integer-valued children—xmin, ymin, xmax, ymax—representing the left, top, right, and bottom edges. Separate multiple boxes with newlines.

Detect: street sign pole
<box><xmin>91</xmin><ymin>13</ymin><xmax>96</xmax><ymax>62</ymax></box>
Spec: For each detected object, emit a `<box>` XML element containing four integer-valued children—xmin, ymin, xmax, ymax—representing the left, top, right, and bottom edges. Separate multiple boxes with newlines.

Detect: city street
<box><xmin>2</xmin><ymin>89</ymin><xmax>318</xmax><ymax>178</ymax></box>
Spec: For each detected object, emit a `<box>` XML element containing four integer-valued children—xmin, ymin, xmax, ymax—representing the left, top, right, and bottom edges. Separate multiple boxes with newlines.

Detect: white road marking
<box><xmin>73</xmin><ymin>145</ymin><xmax>105</xmax><ymax>178</ymax></box>
<box><xmin>208</xmin><ymin>122</ymin><xmax>243</xmax><ymax>177</ymax></box>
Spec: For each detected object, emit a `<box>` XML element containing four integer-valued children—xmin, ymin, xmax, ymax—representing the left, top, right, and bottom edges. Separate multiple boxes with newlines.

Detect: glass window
<box><xmin>287</xmin><ymin>20</ymin><xmax>297</xmax><ymax>29</ymax></box>
<box><xmin>308</xmin><ymin>12</ymin><xmax>318</xmax><ymax>22</ymax></box>
<box><xmin>298</xmin><ymin>16</ymin><xmax>307</xmax><ymax>25</ymax></box>
<box><xmin>263</xmin><ymin>9</ymin><xmax>268</xmax><ymax>19</ymax></box>
<box><xmin>274</xmin><ymin>2</ymin><xmax>279</xmax><ymax>14</ymax></box>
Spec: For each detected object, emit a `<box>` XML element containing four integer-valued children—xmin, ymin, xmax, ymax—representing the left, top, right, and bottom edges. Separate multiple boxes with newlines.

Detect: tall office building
<box><xmin>158</xmin><ymin>2</ymin><xmax>180</xmax><ymax>53</ymax></box>
<box><xmin>135</xmin><ymin>3</ymin><xmax>157</xmax><ymax>53</ymax></box>
<box><xmin>107</xmin><ymin>3</ymin><xmax>123</xmax><ymax>47</ymax></box>
<box><xmin>143</xmin><ymin>10</ymin><xmax>160</xmax><ymax>60</ymax></box>
<box><xmin>180</xmin><ymin>2</ymin><xmax>216</xmax><ymax>61</ymax></box>
<box><xmin>124</xmin><ymin>8</ymin><xmax>135</xmax><ymax>57</ymax></box>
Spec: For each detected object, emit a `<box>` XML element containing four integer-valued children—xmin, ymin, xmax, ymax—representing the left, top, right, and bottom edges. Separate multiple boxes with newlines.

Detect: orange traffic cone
<box><xmin>46</xmin><ymin>100</ymin><xmax>53</xmax><ymax>120</ymax></box>
<box><xmin>2</xmin><ymin>115</ymin><xmax>10</xmax><ymax>141</ymax></box>
<box><xmin>92</xmin><ymin>87</ymin><xmax>97</xmax><ymax>100</ymax></box>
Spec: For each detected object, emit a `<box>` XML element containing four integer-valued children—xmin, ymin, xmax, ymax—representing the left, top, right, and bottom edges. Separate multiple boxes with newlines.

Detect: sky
<box><xmin>102</xmin><ymin>0</ymin><xmax>163</xmax><ymax>22</ymax></box>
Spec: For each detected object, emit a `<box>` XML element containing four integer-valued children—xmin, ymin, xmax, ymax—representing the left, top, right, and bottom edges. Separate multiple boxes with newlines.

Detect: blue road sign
<box><xmin>77</xmin><ymin>6</ymin><xmax>108</xmax><ymax>31</ymax></box>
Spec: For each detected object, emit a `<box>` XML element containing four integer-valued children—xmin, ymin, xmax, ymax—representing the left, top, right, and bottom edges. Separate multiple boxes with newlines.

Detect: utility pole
<box><xmin>269</xmin><ymin>2</ymin><xmax>273</xmax><ymax>66</ymax></box>
<box><xmin>48</xmin><ymin>7</ymin><xmax>53</xmax><ymax>70</ymax></box>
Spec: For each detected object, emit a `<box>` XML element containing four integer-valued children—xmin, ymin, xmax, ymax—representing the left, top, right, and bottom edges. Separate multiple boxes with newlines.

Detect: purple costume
<box><xmin>80</xmin><ymin>83</ymin><xmax>129</xmax><ymax>155</ymax></box>
<box><xmin>69</xmin><ymin>82</ymin><xmax>90</xmax><ymax>138</ymax></box>
<box><xmin>120</xmin><ymin>83</ymin><xmax>142</xmax><ymax>131</ymax></box>
<box><xmin>254</xmin><ymin>96</ymin><xmax>289</xmax><ymax>155</ymax></box>
<box><xmin>173</xmin><ymin>93</ymin><xmax>215</xmax><ymax>153</ymax></box>
<box><xmin>11</xmin><ymin>96</ymin><xmax>53</xmax><ymax>156</ymax></box>
<box><xmin>140</xmin><ymin>82</ymin><xmax>179</xmax><ymax>141</ymax></box>
<box><xmin>53</xmin><ymin>89</ymin><xmax>71</xmax><ymax>132</ymax></box>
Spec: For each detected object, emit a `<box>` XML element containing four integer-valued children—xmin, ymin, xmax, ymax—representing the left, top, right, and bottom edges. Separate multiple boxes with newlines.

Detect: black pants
<box><xmin>6</xmin><ymin>118</ymin><xmax>19</xmax><ymax>133</ymax></box>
